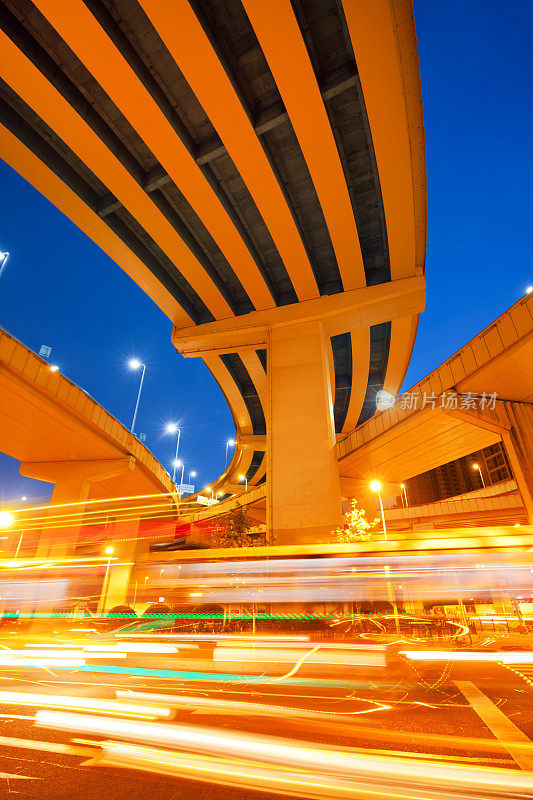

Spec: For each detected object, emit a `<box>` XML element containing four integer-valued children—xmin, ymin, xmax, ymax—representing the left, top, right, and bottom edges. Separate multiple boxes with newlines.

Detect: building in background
<box><xmin>405</xmin><ymin>442</ymin><xmax>512</xmax><ymax>506</ymax></box>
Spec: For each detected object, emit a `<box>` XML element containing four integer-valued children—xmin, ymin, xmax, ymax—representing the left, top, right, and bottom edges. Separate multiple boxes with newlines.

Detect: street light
<box><xmin>225</xmin><ymin>438</ymin><xmax>235</xmax><ymax>466</ymax></box>
<box><xmin>239</xmin><ymin>474</ymin><xmax>248</xmax><ymax>491</ymax></box>
<box><xmin>0</xmin><ymin>251</ymin><xmax>9</xmax><ymax>280</ymax></box>
<box><xmin>166</xmin><ymin>423</ymin><xmax>181</xmax><ymax>483</ymax></box>
<box><xmin>173</xmin><ymin>460</ymin><xmax>185</xmax><ymax>491</ymax></box>
<box><xmin>370</xmin><ymin>480</ymin><xmax>387</xmax><ymax>541</ymax></box>
<box><xmin>472</xmin><ymin>462</ymin><xmax>486</xmax><ymax>489</ymax></box>
<box><xmin>128</xmin><ymin>359</ymin><xmax>146</xmax><ymax>434</ymax></box>
<box><xmin>101</xmin><ymin>546</ymin><xmax>115</xmax><ymax>613</ymax></box>
<box><xmin>400</xmin><ymin>483</ymin><xmax>409</xmax><ymax>508</ymax></box>
<box><xmin>0</xmin><ymin>512</ymin><xmax>14</xmax><ymax>529</ymax></box>
<box><xmin>369</xmin><ymin>481</ymin><xmax>399</xmax><ymax>631</ymax></box>
<box><xmin>205</xmin><ymin>486</ymin><xmax>214</xmax><ymax>500</ymax></box>
<box><xmin>188</xmin><ymin>470</ymin><xmax>197</xmax><ymax>483</ymax></box>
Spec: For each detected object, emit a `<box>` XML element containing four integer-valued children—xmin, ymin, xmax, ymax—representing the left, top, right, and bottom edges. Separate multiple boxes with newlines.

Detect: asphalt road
<box><xmin>0</xmin><ymin>640</ymin><xmax>532</xmax><ymax>798</ymax></box>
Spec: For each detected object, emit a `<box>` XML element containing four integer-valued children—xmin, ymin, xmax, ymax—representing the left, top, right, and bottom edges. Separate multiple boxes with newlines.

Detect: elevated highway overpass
<box><xmin>0</xmin><ymin>326</ymin><xmax>176</xmax><ymax>554</ymax></box>
<box><xmin>0</xmin><ymin>0</ymin><xmax>426</xmax><ymax>542</ymax></box>
<box><xmin>337</xmin><ymin>293</ymin><xmax>533</xmax><ymax>521</ymax></box>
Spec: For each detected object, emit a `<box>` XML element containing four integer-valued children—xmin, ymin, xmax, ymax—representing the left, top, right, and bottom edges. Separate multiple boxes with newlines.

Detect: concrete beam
<box><xmin>237</xmin><ymin>434</ymin><xmax>267</xmax><ymax>451</ymax></box>
<box><xmin>172</xmin><ymin>276</ymin><xmax>425</xmax><ymax>358</ymax></box>
<box><xmin>20</xmin><ymin>456</ymin><xmax>135</xmax><ymax>484</ymax></box>
<box><xmin>97</xmin><ymin>69</ymin><xmax>359</xmax><ymax>217</ymax></box>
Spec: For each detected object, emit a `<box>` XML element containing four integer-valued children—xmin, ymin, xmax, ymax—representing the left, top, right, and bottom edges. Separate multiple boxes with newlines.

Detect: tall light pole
<box><xmin>128</xmin><ymin>359</ymin><xmax>146</xmax><ymax>434</ymax></box>
<box><xmin>370</xmin><ymin>480</ymin><xmax>387</xmax><ymax>541</ymax></box>
<box><xmin>166</xmin><ymin>423</ymin><xmax>181</xmax><ymax>483</ymax></box>
<box><xmin>225</xmin><ymin>438</ymin><xmax>235</xmax><ymax>466</ymax></box>
<box><xmin>0</xmin><ymin>251</ymin><xmax>9</xmax><ymax>281</ymax></box>
<box><xmin>239</xmin><ymin>474</ymin><xmax>248</xmax><ymax>492</ymax></box>
<box><xmin>473</xmin><ymin>462</ymin><xmax>486</xmax><ymax>490</ymax></box>
<box><xmin>370</xmin><ymin>480</ymin><xmax>399</xmax><ymax>632</ymax></box>
<box><xmin>188</xmin><ymin>470</ymin><xmax>197</xmax><ymax>484</ymax></box>
<box><xmin>400</xmin><ymin>483</ymin><xmax>409</xmax><ymax>508</ymax></box>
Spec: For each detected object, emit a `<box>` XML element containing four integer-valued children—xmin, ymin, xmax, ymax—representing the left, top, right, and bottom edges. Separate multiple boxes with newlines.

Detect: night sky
<box><xmin>0</xmin><ymin>1</ymin><xmax>531</xmax><ymax>503</ymax></box>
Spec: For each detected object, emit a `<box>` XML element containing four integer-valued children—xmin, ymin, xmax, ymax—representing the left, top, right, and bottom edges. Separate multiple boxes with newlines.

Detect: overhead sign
<box><xmin>197</xmin><ymin>495</ymin><xmax>218</xmax><ymax>506</ymax></box>
<box><xmin>39</xmin><ymin>345</ymin><xmax>52</xmax><ymax>358</ymax></box>
<box><xmin>178</xmin><ymin>484</ymin><xmax>194</xmax><ymax>495</ymax></box>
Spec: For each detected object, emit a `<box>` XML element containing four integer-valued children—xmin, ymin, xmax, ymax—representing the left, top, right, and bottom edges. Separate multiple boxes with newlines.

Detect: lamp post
<box><xmin>0</xmin><ymin>251</ymin><xmax>9</xmax><ymax>281</ymax></box>
<box><xmin>400</xmin><ymin>483</ymin><xmax>409</xmax><ymax>508</ymax></box>
<box><xmin>188</xmin><ymin>470</ymin><xmax>196</xmax><ymax>484</ymax></box>
<box><xmin>128</xmin><ymin>359</ymin><xmax>146</xmax><ymax>434</ymax></box>
<box><xmin>101</xmin><ymin>545</ymin><xmax>115</xmax><ymax>613</ymax></box>
<box><xmin>239</xmin><ymin>474</ymin><xmax>248</xmax><ymax>492</ymax></box>
<box><xmin>225</xmin><ymin>439</ymin><xmax>235</xmax><ymax>466</ymax></box>
<box><xmin>173</xmin><ymin>462</ymin><xmax>185</xmax><ymax>492</ymax></box>
<box><xmin>166</xmin><ymin>423</ymin><xmax>182</xmax><ymax>483</ymax></box>
<box><xmin>370</xmin><ymin>480</ymin><xmax>387</xmax><ymax>541</ymax></box>
<box><xmin>472</xmin><ymin>462</ymin><xmax>486</xmax><ymax>490</ymax></box>
<box><xmin>370</xmin><ymin>480</ymin><xmax>399</xmax><ymax>632</ymax></box>
<box><xmin>205</xmin><ymin>486</ymin><xmax>215</xmax><ymax>501</ymax></box>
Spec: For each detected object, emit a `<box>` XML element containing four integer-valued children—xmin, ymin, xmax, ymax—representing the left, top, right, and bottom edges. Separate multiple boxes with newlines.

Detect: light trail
<box><xmin>401</xmin><ymin>651</ymin><xmax>533</xmax><ymax>664</ymax></box>
<box><xmin>0</xmin><ymin>690</ymin><xmax>175</xmax><ymax>719</ymax></box>
<box><xmin>116</xmin><ymin>689</ymin><xmax>391</xmax><ymax>720</ymax></box>
<box><xmin>36</xmin><ymin>711</ymin><xmax>533</xmax><ymax>798</ymax></box>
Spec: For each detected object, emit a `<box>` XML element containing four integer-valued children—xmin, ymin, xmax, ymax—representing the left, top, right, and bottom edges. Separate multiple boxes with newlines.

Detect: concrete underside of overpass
<box><xmin>337</xmin><ymin>293</ymin><xmax>533</xmax><ymax>525</ymax></box>
<box><xmin>0</xmin><ymin>0</ymin><xmax>426</xmax><ymax>545</ymax></box>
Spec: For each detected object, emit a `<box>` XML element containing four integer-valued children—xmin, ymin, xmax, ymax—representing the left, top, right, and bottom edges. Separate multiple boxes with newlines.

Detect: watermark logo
<box><xmin>375</xmin><ymin>390</ymin><xmax>498</xmax><ymax>412</ymax></box>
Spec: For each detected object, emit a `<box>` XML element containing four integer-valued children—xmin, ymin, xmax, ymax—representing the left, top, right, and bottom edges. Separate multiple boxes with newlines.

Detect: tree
<box><xmin>211</xmin><ymin>506</ymin><xmax>268</xmax><ymax>548</ymax></box>
<box><xmin>335</xmin><ymin>500</ymin><xmax>380</xmax><ymax>543</ymax></box>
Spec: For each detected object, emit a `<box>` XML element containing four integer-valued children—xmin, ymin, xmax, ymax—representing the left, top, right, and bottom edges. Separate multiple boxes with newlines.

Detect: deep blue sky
<box><xmin>0</xmin><ymin>0</ymin><xmax>531</xmax><ymax>502</ymax></box>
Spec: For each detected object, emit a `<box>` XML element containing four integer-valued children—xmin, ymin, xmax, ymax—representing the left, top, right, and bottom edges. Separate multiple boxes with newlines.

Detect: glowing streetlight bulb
<box><xmin>128</xmin><ymin>358</ymin><xmax>142</xmax><ymax>370</ymax></box>
<box><xmin>104</xmin><ymin>546</ymin><xmax>114</xmax><ymax>556</ymax></box>
<box><xmin>526</xmin><ymin>287</ymin><xmax>533</xmax><ymax>294</ymax></box>
<box><xmin>49</xmin><ymin>365</ymin><xmax>59</xmax><ymax>372</ymax></box>
<box><xmin>472</xmin><ymin>463</ymin><xmax>479</xmax><ymax>470</ymax></box>
<box><xmin>190</xmin><ymin>471</ymin><xmax>197</xmax><ymax>478</ymax></box>
<box><xmin>369</xmin><ymin>480</ymin><xmax>382</xmax><ymax>493</ymax></box>
<box><xmin>166</xmin><ymin>422</ymin><xmax>178</xmax><ymax>434</ymax></box>
<box><xmin>227</xmin><ymin>439</ymin><xmax>235</xmax><ymax>446</ymax></box>
<box><xmin>0</xmin><ymin>512</ymin><xmax>14</xmax><ymax>529</ymax></box>
<box><xmin>173</xmin><ymin>459</ymin><xmax>182</xmax><ymax>469</ymax></box>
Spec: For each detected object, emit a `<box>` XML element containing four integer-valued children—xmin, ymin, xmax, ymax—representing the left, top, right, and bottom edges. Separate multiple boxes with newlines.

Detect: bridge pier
<box><xmin>173</xmin><ymin>278</ymin><xmax>423</xmax><ymax>543</ymax></box>
<box><xmin>268</xmin><ymin>319</ymin><xmax>342</xmax><ymax>543</ymax></box>
<box><xmin>98</xmin><ymin>521</ymin><xmax>141</xmax><ymax>613</ymax></box>
<box><xmin>20</xmin><ymin>457</ymin><xmax>135</xmax><ymax>557</ymax></box>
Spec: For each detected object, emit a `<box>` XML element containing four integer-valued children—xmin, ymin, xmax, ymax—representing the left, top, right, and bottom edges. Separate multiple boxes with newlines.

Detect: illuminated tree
<box><xmin>335</xmin><ymin>500</ymin><xmax>380</xmax><ymax>543</ymax></box>
<box><xmin>212</xmin><ymin>506</ymin><xmax>267</xmax><ymax>548</ymax></box>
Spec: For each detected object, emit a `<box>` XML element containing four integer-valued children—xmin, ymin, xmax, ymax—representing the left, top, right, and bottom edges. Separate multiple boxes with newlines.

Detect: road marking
<box><xmin>455</xmin><ymin>680</ymin><xmax>533</xmax><ymax>770</ymax></box>
<box><xmin>0</xmin><ymin>734</ymin><xmax>96</xmax><ymax>757</ymax></box>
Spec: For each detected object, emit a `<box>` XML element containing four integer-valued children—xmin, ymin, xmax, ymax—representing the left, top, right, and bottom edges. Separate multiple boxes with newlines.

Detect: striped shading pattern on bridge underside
<box><xmin>0</xmin><ymin>0</ymin><xmax>425</xmax><ymax>484</ymax></box>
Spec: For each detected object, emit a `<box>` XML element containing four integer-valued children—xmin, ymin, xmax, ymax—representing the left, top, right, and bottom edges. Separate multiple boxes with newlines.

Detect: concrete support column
<box><xmin>268</xmin><ymin>319</ymin><xmax>342</xmax><ymax>543</ymax></box>
<box><xmin>98</xmin><ymin>519</ymin><xmax>141</xmax><ymax>613</ymax></box>
<box><xmin>20</xmin><ymin>457</ymin><xmax>136</xmax><ymax>558</ymax></box>
<box><xmin>501</xmin><ymin>404</ymin><xmax>533</xmax><ymax>523</ymax></box>
<box><xmin>37</xmin><ymin>479</ymin><xmax>91</xmax><ymax>558</ymax></box>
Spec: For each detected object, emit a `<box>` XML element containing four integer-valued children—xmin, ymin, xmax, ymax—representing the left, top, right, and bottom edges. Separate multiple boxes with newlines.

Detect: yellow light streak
<box><xmin>0</xmin><ymin>691</ymin><xmax>174</xmax><ymax>720</ymax></box>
